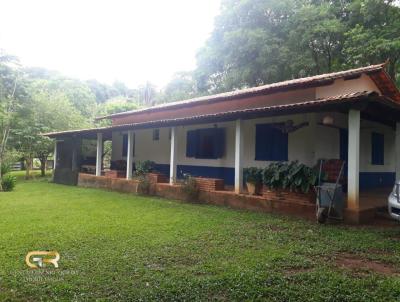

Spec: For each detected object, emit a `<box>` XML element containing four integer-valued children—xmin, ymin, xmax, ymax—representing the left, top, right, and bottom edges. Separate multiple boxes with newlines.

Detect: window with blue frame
<box><xmin>255</xmin><ymin>123</ymin><xmax>288</xmax><ymax>161</ymax></box>
<box><xmin>186</xmin><ymin>128</ymin><xmax>225</xmax><ymax>159</ymax></box>
<box><xmin>371</xmin><ymin>132</ymin><xmax>384</xmax><ymax>165</ymax></box>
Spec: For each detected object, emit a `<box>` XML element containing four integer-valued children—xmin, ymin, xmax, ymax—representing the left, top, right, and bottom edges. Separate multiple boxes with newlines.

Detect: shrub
<box><xmin>262</xmin><ymin>161</ymin><xmax>318</xmax><ymax>193</ymax></box>
<box><xmin>135</xmin><ymin>160</ymin><xmax>155</xmax><ymax>176</ymax></box>
<box><xmin>243</xmin><ymin>167</ymin><xmax>263</xmax><ymax>185</ymax></box>
<box><xmin>1</xmin><ymin>163</ymin><xmax>11</xmax><ymax>176</ymax></box>
<box><xmin>136</xmin><ymin>175</ymin><xmax>151</xmax><ymax>195</ymax></box>
<box><xmin>181</xmin><ymin>174</ymin><xmax>199</xmax><ymax>202</ymax></box>
<box><xmin>1</xmin><ymin>174</ymin><xmax>17</xmax><ymax>192</ymax></box>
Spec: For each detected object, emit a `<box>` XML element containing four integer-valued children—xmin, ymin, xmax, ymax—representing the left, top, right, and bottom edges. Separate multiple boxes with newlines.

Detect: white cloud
<box><xmin>0</xmin><ymin>0</ymin><xmax>220</xmax><ymax>87</ymax></box>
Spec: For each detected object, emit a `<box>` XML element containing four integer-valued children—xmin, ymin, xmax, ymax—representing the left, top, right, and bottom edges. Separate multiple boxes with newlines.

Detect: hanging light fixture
<box><xmin>322</xmin><ymin>115</ymin><xmax>334</xmax><ymax>126</ymax></box>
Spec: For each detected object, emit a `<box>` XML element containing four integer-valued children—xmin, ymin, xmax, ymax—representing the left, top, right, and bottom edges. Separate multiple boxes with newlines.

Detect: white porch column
<box><xmin>347</xmin><ymin>110</ymin><xmax>360</xmax><ymax>210</ymax></box>
<box><xmin>53</xmin><ymin>141</ymin><xmax>57</xmax><ymax>170</ymax></box>
<box><xmin>126</xmin><ymin>131</ymin><xmax>134</xmax><ymax>180</ymax></box>
<box><xmin>169</xmin><ymin>127</ymin><xmax>178</xmax><ymax>184</ymax></box>
<box><xmin>95</xmin><ymin>133</ymin><xmax>103</xmax><ymax>177</ymax></box>
<box><xmin>396</xmin><ymin>122</ymin><xmax>400</xmax><ymax>181</ymax></box>
<box><xmin>234</xmin><ymin>119</ymin><xmax>244</xmax><ymax>194</ymax></box>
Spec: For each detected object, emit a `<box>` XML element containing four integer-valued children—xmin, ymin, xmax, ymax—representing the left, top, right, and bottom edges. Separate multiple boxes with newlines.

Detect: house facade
<box><xmin>46</xmin><ymin>63</ymin><xmax>400</xmax><ymax>223</ymax></box>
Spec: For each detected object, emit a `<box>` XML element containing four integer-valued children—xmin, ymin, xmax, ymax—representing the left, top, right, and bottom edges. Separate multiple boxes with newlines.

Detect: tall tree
<box><xmin>343</xmin><ymin>0</ymin><xmax>400</xmax><ymax>83</ymax></box>
<box><xmin>159</xmin><ymin>71</ymin><xmax>198</xmax><ymax>103</ymax></box>
<box><xmin>195</xmin><ymin>0</ymin><xmax>400</xmax><ymax>92</ymax></box>
<box><xmin>138</xmin><ymin>82</ymin><xmax>157</xmax><ymax>106</ymax></box>
<box><xmin>0</xmin><ymin>52</ymin><xmax>27</xmax><ymax>189</ymax></box>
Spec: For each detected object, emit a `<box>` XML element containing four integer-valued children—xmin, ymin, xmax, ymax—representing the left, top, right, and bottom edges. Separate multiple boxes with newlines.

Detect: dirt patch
<box><xmin>335</xmin><ymin>253</ymin><xmax>398</xmax><ymax>276</ymax></box>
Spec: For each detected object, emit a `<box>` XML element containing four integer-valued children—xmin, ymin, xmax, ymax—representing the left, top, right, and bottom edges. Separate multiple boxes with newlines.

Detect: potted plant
<box><xmin>244</xmin><ymin>167</ymin><xmax>263</xmax><ymax>195</ymax></box>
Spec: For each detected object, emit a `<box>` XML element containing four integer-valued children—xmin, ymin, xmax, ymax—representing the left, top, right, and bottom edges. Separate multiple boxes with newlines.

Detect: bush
<box><xmin>1</xmin><ymin>163</ymin><xmax>11</xmax><ymax>176</ymax></box>
<box><xmin>243</xmin><ymin>167</ymin><xmax>263</xmax><ymax>184</ymax></box>
<box><xmin>262</xmin><ymin>161</ymin><xmax>318</xmax><ymax>193</ymax></box>
<box><xmin>1</xmin><ymin>174</ymin><xmax>17</xmax><ymax>192</ymax></box>
<box><xmin>135</xmin><ymin>160</ymin><xmax>155</xmax><ymax>176</ymax></box>
<box><xmin>181</xmin><ymin>174</ymin><xmax>199</xmax><ymax>202</ymax></box>
<box><xmin>136</xmin><ymin>175</ymin><xmax>151</xmax><ymax>195</ymax></box>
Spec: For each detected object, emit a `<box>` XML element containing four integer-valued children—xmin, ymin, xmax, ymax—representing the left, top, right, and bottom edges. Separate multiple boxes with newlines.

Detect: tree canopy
<box><xmin>195</xmin><ymin>0</ymin><xmax>400</xmax><ymax>93</ymax></box>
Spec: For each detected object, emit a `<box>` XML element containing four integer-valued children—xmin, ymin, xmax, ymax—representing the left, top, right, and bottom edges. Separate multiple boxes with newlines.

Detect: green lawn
<box><xmin>1</xmin><ymin>176</ymin><xmax>400</xmax><ymax>301</ymax></box>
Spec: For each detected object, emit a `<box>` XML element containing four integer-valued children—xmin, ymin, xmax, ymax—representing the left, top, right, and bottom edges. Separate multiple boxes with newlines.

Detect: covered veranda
<box><xmin>47</xmin><ymin>92</ymin><xmax>400</xmax><ymax>223</ymax></box>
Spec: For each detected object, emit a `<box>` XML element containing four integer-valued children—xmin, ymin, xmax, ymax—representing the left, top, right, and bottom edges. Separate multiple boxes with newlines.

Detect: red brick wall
<box><xmin>194</xmin><ymin>177</ymin><xmax>224</xmax><ymax>192</ymax></box>
<box><xmin>78</xmin><ymin>173</ymin><xmax>139</xmax><ymax>194</ymax></box>
<box><xmin>104</xmin><ymin>170</ymin><xmax>125</xmax><ymax>179</ymax></box>
<box><xmin>147</xmin><ymin>173</ymin><xmax>168</xmax><ymax>184</ymax></box>
<box><xmin>262</xmin><ymin>188</ymin><xmax>315</xmax><ymax>204</ymax></box>
<box><xmin>77</xmin><ymin>173</ymin><xmax>315</xmax><ymax>220</ymax></box>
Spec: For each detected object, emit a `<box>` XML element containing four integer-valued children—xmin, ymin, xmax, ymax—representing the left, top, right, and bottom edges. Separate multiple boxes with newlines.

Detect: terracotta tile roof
<box><xmin>46</xmin><ymin>91</ymin><xmax>392</xmax><ymax>138</ymax></box>
<box><xmin>97</xmin><ymin>63</ymin><xmax>397</xmax><ymax>120</ymax></box>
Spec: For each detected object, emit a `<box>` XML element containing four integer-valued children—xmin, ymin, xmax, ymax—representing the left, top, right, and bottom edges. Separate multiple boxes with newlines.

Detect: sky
<box><xmin>0</xmin><ymin>0</ymin><xmax>220</xmax><ymax>88</ymax></box>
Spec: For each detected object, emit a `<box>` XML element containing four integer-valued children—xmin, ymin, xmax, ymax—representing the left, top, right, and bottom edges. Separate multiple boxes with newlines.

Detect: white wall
<box><xmin>111</xmin><ymin>113</ymin><xmax>323</xmax><ymax>169</ymax></box>
<box><xmin>111</xmin><ymin>112</ymin><xmax>396</xmax><ymax>174</ymax></box>
<box><xmin>359</xmin><ymin>120</ymin><xmax>395</xmax><ymax>173</ymax></box>
<box><xmin>111</xmin><ymin>128</ymin><xmax>171</xmax><ymax>165</ymax></box>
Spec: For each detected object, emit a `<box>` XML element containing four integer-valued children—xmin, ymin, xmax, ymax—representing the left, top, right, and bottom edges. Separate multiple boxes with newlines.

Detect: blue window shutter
<box><xmin>255</xmin><ymin>124</ymin><xmax>288</xmax><ymax>161</ymax></box>
<box><xmin>275</xmin><ymin>130</ymin><xmax>288</xmax><ymax>161</ymax></box>
<box><xmin>213</xmin><ymin>128</ymin><xmax>225</xmax><ymax>159</ymax></box>
<box><xmin>186</xmin><ymin>130</ymin><xmax>197</xmax><ymax>157</ymax></box>
<box><xmin>255</xmin><ymin>124</ymin><xmax>267</xmax><ymax>160</ymax></box>
<box><xmin>122</xmin><ymin>134</ymin><xmax>128</xmax><ymax>157</ymax></box>
<box><xmin>371</xmin><ymin>132</ymin><xmax>384</xmax><ymax>165</ymax></box>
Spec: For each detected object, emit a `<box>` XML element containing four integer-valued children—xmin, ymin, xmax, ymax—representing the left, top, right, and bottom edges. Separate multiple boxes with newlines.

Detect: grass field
<box><xmin>1</xmin><ymin>175</ymin><xmax>400</xmax><ymax>301</ymax></box>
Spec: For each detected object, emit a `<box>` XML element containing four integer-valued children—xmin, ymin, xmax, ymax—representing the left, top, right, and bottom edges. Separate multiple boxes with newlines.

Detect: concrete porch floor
<box><xmin>358</xmin><ymin>188</ymin><xmax>392</xmax><ymax>210</ymax></box>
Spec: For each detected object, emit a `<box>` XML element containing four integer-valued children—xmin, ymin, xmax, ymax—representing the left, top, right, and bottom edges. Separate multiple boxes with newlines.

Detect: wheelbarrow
<box><xmin>315</xmin><ymin>160</ymin><xmax>345</xmax><ymax>223</ymax></box>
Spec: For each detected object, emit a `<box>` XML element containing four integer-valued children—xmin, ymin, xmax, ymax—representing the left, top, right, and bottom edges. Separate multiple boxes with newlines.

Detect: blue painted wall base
<box><xmin>154</xmin><ymin>163</ymin><xmax>395</xmax><ymax>190</ymax></box>
<box><xmin>359</xmin><ymin>172</ymin><xmax>395</xmax><ymax>189</ymax></box>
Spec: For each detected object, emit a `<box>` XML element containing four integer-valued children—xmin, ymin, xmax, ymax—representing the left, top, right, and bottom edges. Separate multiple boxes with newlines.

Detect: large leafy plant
<box><xmin>1</xmin><ymin>174</ymin><xmax>16</xmax><ymax>192</ymax></box>
<box><xmin>262</xmin><ymin>161</ymin><xmax>318</xmax><ymax>193</ymax></box>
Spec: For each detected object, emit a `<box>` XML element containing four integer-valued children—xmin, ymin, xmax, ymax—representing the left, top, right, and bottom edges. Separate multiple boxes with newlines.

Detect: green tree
<box><xmin>10</xmin><ymin>79</ymin><xmax>89</xmax><ymax>178</ymax></box>
<box><xmin>195</xmin><ymin>0</ymin><xmax>400</xmax><ymax>92</ymax></box>
<box><xmin>343</xmin><ymin>0</ymin><xmax>400</xmax><ymax>83</ymax></box>
<box><xmin>159</xmin><ymin>71</ymin><xmax>198</xmax><ymax>103</ymax></box>
<box><xmin>0</xmin><ymin>51</ymin><xmax>28</xmax><ymax>189</ymax></box>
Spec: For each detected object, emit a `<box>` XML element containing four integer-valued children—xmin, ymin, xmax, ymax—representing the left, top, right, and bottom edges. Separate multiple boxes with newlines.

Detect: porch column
<box><xmin>234</xmin><ymin>119</ymin><xmax>244</xmax><ymax>194</ymax></box>
<box><xmin>126</xmin><ymin>131</ymin><xmax>134</xmax><ymax>180</ymax></box>
<box><xmin>71</xmin><ymin>139</ymin><xmax>78</xmax><ymax>172</ymax></box>
<box><xmin>53</xmin><ymin>140</ymin><xmax>57</xmax><ymax>170</ymax></box>
<box><xmin>396</xmin><ymin>122</ymin><xmax>400</xmax><ymax>180</ymax></box>
<box><xmin>169</xmin><ymin>127</ymin><xmax>178</xmax><ymax>184</ymax></box>
<box><xmin>95</xmin><ymin>133</ymin><xmax>103</xmax><ymax>177</ymax></box>
<box><xmin>347</xmin><ymin>110</ymin><xmax>360</xmax><ymax>210</ymax></box>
